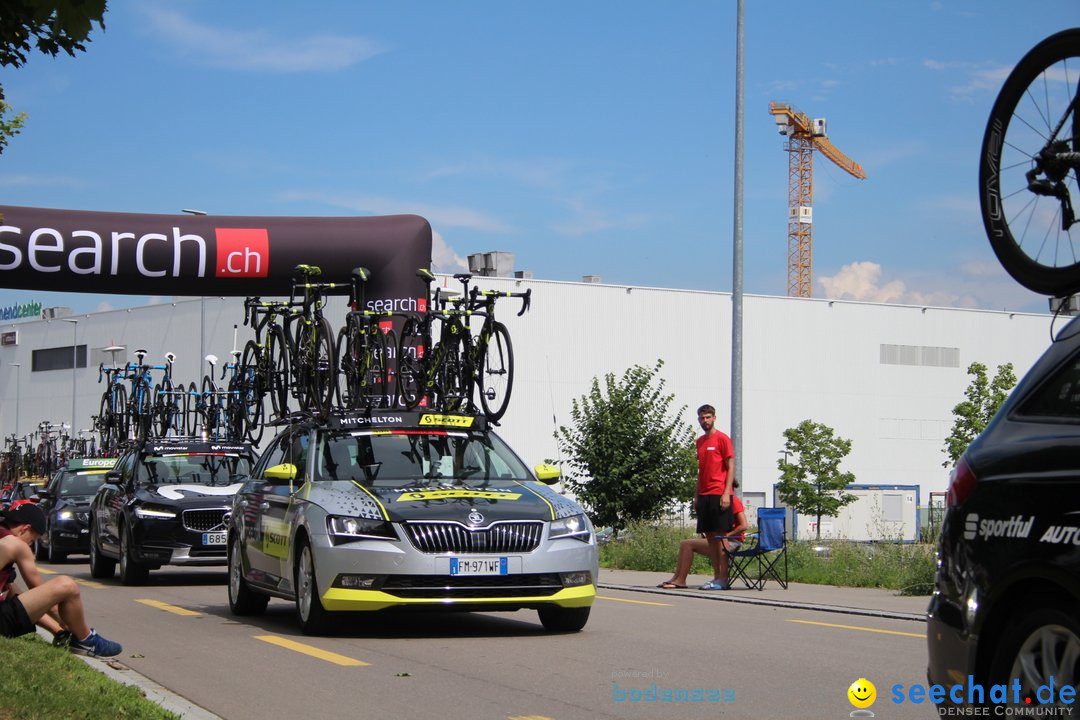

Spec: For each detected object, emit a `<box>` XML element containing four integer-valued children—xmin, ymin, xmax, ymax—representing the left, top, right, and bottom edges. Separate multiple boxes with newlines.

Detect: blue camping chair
<box><xmin>725</xmin><ymin>507</ymin><xmax>789</xmax><ymax>590</ymax></box>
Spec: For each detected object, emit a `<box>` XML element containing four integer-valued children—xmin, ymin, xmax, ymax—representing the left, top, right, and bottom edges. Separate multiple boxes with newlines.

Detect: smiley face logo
<box><xmin>847</xmin><ymin>678</ymin><xmax>876</xmax><ymax>709</ymax></box>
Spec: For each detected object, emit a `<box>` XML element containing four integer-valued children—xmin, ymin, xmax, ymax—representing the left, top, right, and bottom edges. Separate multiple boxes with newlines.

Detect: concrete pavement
<box><xmin>598</xmin><ymin>568</ymin><xmax>930</xmax><ymax>622</ymax></box>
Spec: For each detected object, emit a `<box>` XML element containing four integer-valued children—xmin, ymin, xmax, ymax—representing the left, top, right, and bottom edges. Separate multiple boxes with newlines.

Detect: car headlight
<box><xmin>549</xmin><ymin>513</ymin><xmax>591</xmax><ymax>542</ymax></box>
<box><xmin>328</xmin><ymin>515</ymin><xmax>397</xmax><ymax>542</ymax></box>
<box><xmin>134</xmin><ymin>506</ymin><xmax>177</xmax><ymax>519</ymax></box>
<box><xmin>57</xmin><ymin>510</ymin><xmax>75</xmax><ymax>521</ymax></box>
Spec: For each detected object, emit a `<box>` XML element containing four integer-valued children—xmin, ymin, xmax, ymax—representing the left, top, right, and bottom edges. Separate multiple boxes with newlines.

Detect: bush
<box><xmin>598</xmin><ymin>521</ymin><xmax>935</xmax><ymax>595</ymax></box>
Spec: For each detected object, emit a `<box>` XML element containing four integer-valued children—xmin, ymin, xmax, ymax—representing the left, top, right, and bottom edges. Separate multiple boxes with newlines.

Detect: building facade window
<box><xmin>32</xmin><ymin>345</ymin><xmax>87</xmax><ymax>372</ymax></box>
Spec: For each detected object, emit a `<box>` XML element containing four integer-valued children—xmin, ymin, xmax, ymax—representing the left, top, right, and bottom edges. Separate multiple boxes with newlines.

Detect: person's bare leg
<box><xmin>706</xmin><ymin>536</ymin><xmax>723</xmax><ymax>580</ymax></box>
<box><xmin>16</xmin><ymin>577</ymin><xmax>90</xmax><ymax>639</ymax></box>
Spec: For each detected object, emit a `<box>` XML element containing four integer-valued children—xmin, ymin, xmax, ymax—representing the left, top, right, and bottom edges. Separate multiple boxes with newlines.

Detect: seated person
<box><xmin>657</xmin><ymin>493</ymin><xmax>749</xmax><ymax>590</ymax></box>
<box><xmin>0</xmin><ymin>503</ymin><xmax>121</xmax><ymax>657</ymax></box>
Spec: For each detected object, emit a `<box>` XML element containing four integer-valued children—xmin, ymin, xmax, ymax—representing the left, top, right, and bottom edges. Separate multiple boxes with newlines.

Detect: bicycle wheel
<box><xmin>202</xmin><ymin>376</ymin><xmax>222</xmax><ymax>439</ymax></box>
<box><xmin>980</xmin><ymin>28</ymin><xmax>1080</xmax><ymax>297</ymax></box>
<box><xmin>478</xmin><ymin>321</ymin><xmax>515</xmax><ymax>422</ymax></box>
<box><xmin>267</xmin><ymin>326</ymin><xmax>291</xmax><ymax>419</ymax></box>
<box><xmin>131</xmin><ymin>380</ymin><xmax>153</xmax><ymax>442</ymax></box>
<box><xmin>97</xmin><ymin>391</ymin><xmax>114</xmax><ymax>451</ymax></box>
<box><xmin>336</xmin><ymin>320</ymin><xmax>361</xmax><ymax>409</ymax></box>
<box><xmin>155</xmin><ymin>379</ymin><xmax>182</xmax><ymax>437</ymax></box>
<box><xmin>295</xmin><ymin>318</ymin><xmax>336</xmax><ymax>415</ymax></box>
<box><xmin>396</xmin><ymin>318</ymin><xmax>426</xmax><ymax>410</ymax></box>
<box><xmin>185</xmin><ymin>381</ymin><xmax>203</xmax><ymax>437</ymax></box>
<box><xmin>225</xmin><ymin>377</ymin><xmax>247</xmax><ymax>442</ymax></box>
<box><xmin>375</xmin><ymin>327</ymin><xmax>396</xmax><ymax>409</ymax></box>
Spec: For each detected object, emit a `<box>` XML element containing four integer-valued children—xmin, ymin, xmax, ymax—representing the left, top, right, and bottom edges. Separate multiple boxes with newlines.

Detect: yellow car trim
<box><xmin>350</xmin><ymin>481</ymin><xmax>390</xmax><ymax>520</ymax></box>
<box><xmin>395</xmin><ymin>489</ymin><xmax>522</xmax><ymax>502</ymax></box>
<box><xmin>321</xmin><ymin>584</ymin><xmax>596</xmax><ymax>612</ymax></box>
<box><xmin>512</xmin><ymin>481</ymin><xmax>556</xmax><ymax>520</ymax></box>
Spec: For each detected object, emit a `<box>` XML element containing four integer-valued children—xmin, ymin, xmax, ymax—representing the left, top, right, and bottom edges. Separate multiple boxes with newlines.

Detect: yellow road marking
<box><xmin>597</xmin><ymin>595</ymin><xmax>672</xmax><ymax>607</ymax></box>
<box><xmin>254</xmin><ymin>635</ymin><xmax>370</xmax><ymax>667</ymax></box>
<box><xmin>786</xmin><ymin>619</ymin><xmax>925</xmax><ymax>638</ymax></box>
<box><xmin>76</xmin><ymin>579</ymin><xmax>105</xmax><ymax>589</ymax></box>
<box><xmin>135</xmin><ymin>599</ymin><xmax>203</xmax><ymax>617</ymax></box>
<box><xmin>37</xmin><ymin>568</ymin><xmax>56</xmax><ymax>575</ymax></box>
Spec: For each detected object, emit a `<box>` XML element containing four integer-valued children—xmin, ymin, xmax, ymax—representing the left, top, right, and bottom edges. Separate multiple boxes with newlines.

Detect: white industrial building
<box><xmin>0</xmin><ymin>275</ymin><xmax>1054</xmax><ymax>513</ymax></box>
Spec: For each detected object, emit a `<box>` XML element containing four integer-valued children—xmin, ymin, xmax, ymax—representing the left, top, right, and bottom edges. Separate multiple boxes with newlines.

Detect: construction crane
<box><xmin>769</xmin><ymin>101</ymin><xmax>866</xmax><ymax>298</ymax></box>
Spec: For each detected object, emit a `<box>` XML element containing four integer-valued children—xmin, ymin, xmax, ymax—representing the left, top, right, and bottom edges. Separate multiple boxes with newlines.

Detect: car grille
<box><xmin>182</xmin><ymin>509</ymin><xmax>228</xmax><ymax>532</ymax></box>
<box><xmin>402</xmin><ymin>521</ymin><xmax>544</xmax><ymax>554</ymax></box>
<box><xmin>380</xmin><ymin>573</ymin><xmax>563</xmax><ymax>598</ymax></box>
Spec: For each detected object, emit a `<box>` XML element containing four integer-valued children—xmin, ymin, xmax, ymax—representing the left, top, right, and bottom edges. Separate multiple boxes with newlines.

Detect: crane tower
<box><xmin>769</xmin><ymin>101</ymin><xmax>866</xmax><ymax>298</ymax></box>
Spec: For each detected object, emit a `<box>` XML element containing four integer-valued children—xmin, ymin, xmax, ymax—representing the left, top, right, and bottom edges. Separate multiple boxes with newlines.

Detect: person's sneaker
<box><xmin>700</xmin><ymin>580</ymin><xmax>730</xmax><ymax>590</ymax></box>
<box><xmin>51</xmin><ymin>630</ymin><xmax>72</xmax><ymax>648</ymax></box>
<box><xmin>69</xmin><ymin>629</ymin><xmax>122</xmax><ymax>658</ymax></box>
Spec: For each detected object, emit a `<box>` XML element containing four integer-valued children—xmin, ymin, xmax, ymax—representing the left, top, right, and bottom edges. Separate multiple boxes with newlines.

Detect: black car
<box><xmin>35</xmin><ymin>457</ymin><xmax>117</xmax><ymax>563</ymax></box>
<box><xmin>2</xmin><ymin>479</ymin><xmax>46</xmax><ymax>505</ymax></box>
<box><xmin>89</xmin><ymin>439</ymin><xmax>254</xmax><ymax>585</ymax></box>
<box><xmin>928</xmin><ymin>316</ymin><xmax>1080</xmax><ymax>709</ymax></box>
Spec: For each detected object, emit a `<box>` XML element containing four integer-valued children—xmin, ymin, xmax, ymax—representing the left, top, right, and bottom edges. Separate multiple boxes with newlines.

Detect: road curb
<box><xmin>598</xmin><ymin>582</ymin><xmax>926</xmax><ymax>623</ymax></box>
<box><xmin>36</xmin><ymin>628</ymin><xmax>224</xmax><ymax>720</ymax></box>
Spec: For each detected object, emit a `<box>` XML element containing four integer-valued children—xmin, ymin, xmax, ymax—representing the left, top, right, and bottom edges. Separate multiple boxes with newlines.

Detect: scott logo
<box><xmin>215</xmin><ymin>228</ymin><xmax>268</xmax><ymax>277</ymax></box>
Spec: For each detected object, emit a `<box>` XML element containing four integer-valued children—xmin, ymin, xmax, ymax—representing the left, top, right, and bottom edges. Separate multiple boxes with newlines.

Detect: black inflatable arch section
<box><xmin>0</xmin><ymin>205</ymin><xmax>432</xmax><ymax>299</ymax></box>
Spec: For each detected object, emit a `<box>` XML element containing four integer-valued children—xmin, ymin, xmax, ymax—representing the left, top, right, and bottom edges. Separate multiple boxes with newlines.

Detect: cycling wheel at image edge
<box><xmin>130</xmin><ymin>380</ymin><xmax>153</xmax><ymax>442</ymax></box>
<box><xmin>979</xmin><ymin>28</ymin><xmax>1080</xmax><ymax>297</ymax></box>
<box><xmin>478</xmin><ymin>321</ymin><xmax>514</xmax><ymax>421</ymax></box>
<box><xmin>396</xmin><ymin>317</ymin><xmax>426</xmax><ymax>410</ymax></box>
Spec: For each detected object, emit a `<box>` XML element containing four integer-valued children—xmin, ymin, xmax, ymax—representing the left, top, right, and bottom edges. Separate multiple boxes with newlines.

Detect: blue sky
<box><xmin>0</xmin><ymin>0</ymin><xmax>1074</xmax><ymax>315</ymax></box>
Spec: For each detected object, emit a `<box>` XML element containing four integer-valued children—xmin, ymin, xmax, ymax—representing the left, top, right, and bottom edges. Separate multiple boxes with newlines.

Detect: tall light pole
<box><xmin>182</xmin><ymin>209</ymin><xmax>208</xmax><ymax>376</ymax></box>
<box><xmin>9</xmin><ymin>363</ymin><xmax>20</xmax><ymax>436</ymax></box>
<box><xmin>61</xmin><ymin>319</ymin><xmax>78</xmax><ymax>435</ymax></box>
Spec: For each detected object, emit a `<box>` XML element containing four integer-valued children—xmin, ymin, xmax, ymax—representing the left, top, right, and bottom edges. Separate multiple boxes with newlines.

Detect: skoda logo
<box><xmin>467</xmin><ymin>510</ymin><xmax>484</xmax><ymax>526</ymax></box>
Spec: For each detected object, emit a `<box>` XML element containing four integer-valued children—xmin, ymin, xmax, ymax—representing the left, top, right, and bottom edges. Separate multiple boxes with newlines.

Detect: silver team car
<box><xmin>227</xmin><ymin>411</ymin><xmax>598</xmax><ymax>634</ymax></box>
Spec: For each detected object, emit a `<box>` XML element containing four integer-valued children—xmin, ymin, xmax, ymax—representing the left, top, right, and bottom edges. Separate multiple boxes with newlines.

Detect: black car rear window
<box><xmin>1018</xmin><ymin>353</ymin><xmax>1080</xmax><ymax>419</ymax></box>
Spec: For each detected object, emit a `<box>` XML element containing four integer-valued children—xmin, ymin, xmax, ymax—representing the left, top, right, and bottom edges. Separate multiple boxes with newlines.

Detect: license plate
<box><xmin>202</xmin><ymin>532</ymin><xmax>227</xmax><ymax>546</ymax></box>
<box><xmin>450</xmin><ymin>557</ymin><xmax>507</xmax><ymax>576</ymax></box>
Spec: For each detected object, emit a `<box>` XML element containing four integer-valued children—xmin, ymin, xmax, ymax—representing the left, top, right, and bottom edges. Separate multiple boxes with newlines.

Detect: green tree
<box><xmin>776</xmin><ymin>420</ymin><xmax>857</xmax><ymax>541</ymax></box>
<box><xmin>0</xmin><ymin>0</ymin><xmax>107</xmax><ymax>154</ymax></box>
<box><xmin>555</xmin><ymin>360</ymin><xmax>696</xmax><ymax>532</ymax></box>
<box><xmin>942</xmin><ymin>362</ymin><xmax>1017</xmax><ymax>467</ymax></box>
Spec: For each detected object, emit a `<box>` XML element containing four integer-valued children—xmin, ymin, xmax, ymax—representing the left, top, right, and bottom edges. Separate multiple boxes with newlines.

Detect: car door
<box><xmin>241</xmin><ymin>432</ymin><xmax>303</xmax><ymax>589</ymax></box>
<box><xmin>95</xmin><ymin>452</ymin><xmax>135</xmax><ymax>557</ymax></box>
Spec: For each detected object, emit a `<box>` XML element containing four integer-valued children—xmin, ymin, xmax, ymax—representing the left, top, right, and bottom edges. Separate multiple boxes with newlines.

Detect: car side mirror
<box><xmin>37</xmin><ymin>489</ymin><xmax>53</xmax><ymax>499</ymax></box>
<box><xmin>104</xmin><ymin>471</ymin><xmax>121</xmax><ymax>486</ymax></box>
<box><xmin>534</xmin><ymin>464</ymin><xmax>561</xmax><ymax>484</ymax></box>
<box><xmin>265</xmin><ymin>464</ymin><xmax>298</xmax><ymax>482</ymax></box>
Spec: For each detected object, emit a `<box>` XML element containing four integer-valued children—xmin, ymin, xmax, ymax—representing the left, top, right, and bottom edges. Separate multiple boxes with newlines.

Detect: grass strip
<box><xmin>0</xmin><ymin>634</ymin><xmax>178</xmax><ymax>720</ymax></box>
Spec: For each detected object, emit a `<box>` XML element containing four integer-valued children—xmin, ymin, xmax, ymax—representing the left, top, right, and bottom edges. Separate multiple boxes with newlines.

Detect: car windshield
<box><xmin>140</xmin><ymin>453</ymin><xmax>252</xmax><ymax>486</ymax></box>
<box><xmin>312</xmin><ymin>430</ymin><xmax>530</xmax><ymax>487</ymax></box>
<box><xmin>58</xmin><ymin>471</ymin><xmax>106</xmax><ymax>497</ymax></box>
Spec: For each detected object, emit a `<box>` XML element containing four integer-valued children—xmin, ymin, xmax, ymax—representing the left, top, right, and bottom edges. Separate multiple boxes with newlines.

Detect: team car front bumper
<box><xmin>310</xmin><ymin>529</ymin><xmax>599</xmax><ymax>613</ymax></box>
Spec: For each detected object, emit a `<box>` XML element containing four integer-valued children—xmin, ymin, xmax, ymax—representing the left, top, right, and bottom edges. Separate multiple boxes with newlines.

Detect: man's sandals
<box><xmin>656</xmin><ymin>581</ymin><xmax>687</xmax><ymax>589</ymax></box>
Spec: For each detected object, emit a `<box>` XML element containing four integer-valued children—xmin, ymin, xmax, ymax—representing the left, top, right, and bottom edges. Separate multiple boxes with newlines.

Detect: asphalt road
<box><xmin>41</xmin><ymin>560</ymin><xmax>937</xmax><ymax>720</ymax></box>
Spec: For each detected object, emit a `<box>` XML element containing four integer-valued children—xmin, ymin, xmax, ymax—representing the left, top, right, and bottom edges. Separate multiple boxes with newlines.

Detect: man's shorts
<box><xmin>695</xmin><ymin>494</ymin><xmax>734</xmax><ymax>535</ymax></box>
<box><xmin>0</xmin><ymin>596</ymin><xmax>35</xmax><ymax>638</ymax></box>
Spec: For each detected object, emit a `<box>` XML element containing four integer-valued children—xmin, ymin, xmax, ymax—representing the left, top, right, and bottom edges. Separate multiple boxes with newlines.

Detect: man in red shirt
<box><xmin>692</xmin><ymin>404</ymin><xmax>735</xmax><ymax>589</ymax></box>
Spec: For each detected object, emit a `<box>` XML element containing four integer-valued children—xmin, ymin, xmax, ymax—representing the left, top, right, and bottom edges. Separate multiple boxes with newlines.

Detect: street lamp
<box><xmin>61</xmin><ymin>319</ymin><xmax>78</xmax><ymax>435</ymax></box>
<box><xmin>181</xmin><ymin>209</ymin><xmax>208</xmax><ymax>370</ymax></box>
<box><xmin>9</xmin><ymin>363</ymin><xmax>20</xmax><ymax>436</ymax></box>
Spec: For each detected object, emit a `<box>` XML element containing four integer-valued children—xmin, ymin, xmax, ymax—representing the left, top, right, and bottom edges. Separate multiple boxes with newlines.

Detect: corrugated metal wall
<box><xmin>0</xmin><ymin>278</ymin><xmax>1051</xmax><ymax>501</ymax></box>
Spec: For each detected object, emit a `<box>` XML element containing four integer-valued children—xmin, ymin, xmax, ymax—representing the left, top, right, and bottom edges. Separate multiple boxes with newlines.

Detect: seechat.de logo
<box><xmin>215</xmin><ymin>228</ymin><xmax>269</xmax><ymax>278</ymax></box>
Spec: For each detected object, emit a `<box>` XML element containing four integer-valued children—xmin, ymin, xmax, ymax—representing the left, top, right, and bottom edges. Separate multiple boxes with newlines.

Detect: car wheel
<box><xmin>537</xmin><ymin>605</ymin><xmax>590</xmax><ymax>633</ymax></box>
<box><xmin>228</xmin><ymin>534</ymin><xmax>268</xmax><ymax>616</ymax></box>
<box><xmin>294</xmin><ymin>540</ymin><xmax>330</xmax><ymax>635</ymax></box>
<box><xmin>88</xmin><ymin>523</ymin><xmax>115</xmax><ymax>579</ymax></box>
<box><xmin>991</xmin><ymin>601</ymin><xmax>1080</xmax><ymax>706</ymax></box>
<box><xmin>47</xmin><ymin>531</ymin><xmax>66</xmax><ymax>564</ymax></box>
<box><xmin>33</xmin><ymin>538</ymin><xmax>47</xmax><ymax>561</ymax></box>
<box><xmin>119</xmin><ymin>524</ymin><xmax>149</xmax><ymax>586</ymax></box>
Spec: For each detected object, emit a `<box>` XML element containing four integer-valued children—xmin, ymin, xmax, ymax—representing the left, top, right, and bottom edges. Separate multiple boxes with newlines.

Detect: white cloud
<box><xmin>279</xmin><ymin>191</ymin><xmax>511</xmax><ymax>233</ymax></box>
<box><xmin>817</xmin><ymin>260</ymin><xmax>1046</xmax><ymax>312</ymax></box>
<box><xmin>431</xmin><ymin>230</ymin><xmax>468</xmax><ymax>274</ymax></box>
<box><xmin>95</xmin><ymin>301</ymin><xmax>114</xmax><ymax>312</ymax></box>
<box><xmin>139</xmin><ymin>7</ymin><xmax>384</xmax><ymax>72</ymax></box>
